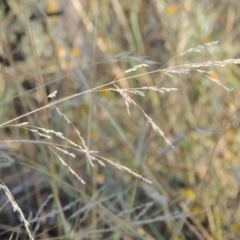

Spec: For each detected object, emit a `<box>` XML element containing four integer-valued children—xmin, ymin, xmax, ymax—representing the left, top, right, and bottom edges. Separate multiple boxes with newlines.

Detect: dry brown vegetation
<box><xmin>1</xmin><ymin>0</ymin><xmax>240</xmax><ymax>239</ymax></box>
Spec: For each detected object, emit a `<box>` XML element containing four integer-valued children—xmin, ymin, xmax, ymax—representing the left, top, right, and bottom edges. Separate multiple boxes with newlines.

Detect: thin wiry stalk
<box><xmin>117</xmin><ymin>201</ymin><xmax>154</xmax><ymax>218</ymax></box>
<box><xmin>32</xmin><ymin>194</ymin><xmax>53</xmax><ymax>235</ymax></box>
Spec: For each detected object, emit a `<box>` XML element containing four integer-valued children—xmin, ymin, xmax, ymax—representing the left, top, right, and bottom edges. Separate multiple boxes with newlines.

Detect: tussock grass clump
<box><xmin>1</xmin><ymin>1</ymin><xmax>240</xmax><ymax>239</ymax></box>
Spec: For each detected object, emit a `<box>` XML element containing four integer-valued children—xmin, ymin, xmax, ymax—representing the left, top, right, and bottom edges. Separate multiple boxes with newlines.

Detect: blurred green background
<box><xmin>1</xmin><ymin>0</ymin><xmax>240</xmax><ymax>239</ymax></box>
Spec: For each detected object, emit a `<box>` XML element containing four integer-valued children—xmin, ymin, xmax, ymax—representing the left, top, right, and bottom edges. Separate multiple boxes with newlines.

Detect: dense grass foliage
<box><xmin>1</xmin><ymin>1</ymin><xmax>240</xmax><ymax>239</ymax></box>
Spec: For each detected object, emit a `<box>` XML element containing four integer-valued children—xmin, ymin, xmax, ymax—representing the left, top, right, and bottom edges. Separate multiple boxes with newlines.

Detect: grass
<box><xmin>1</xmin><ymin>0</ymin><xmax>240</xmax><ymax>239</ymax></box>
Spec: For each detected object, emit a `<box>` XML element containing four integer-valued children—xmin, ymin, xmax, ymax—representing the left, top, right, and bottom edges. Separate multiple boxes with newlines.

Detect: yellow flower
<box><xmin>180</xmin><ymin>188</ymin><xmax>196</xmax><ymax>201</ymax></box>
<box><xmin>166</xmin><ymin>5</ymin><xmax>179</xmax><ymax>16</ymax></box>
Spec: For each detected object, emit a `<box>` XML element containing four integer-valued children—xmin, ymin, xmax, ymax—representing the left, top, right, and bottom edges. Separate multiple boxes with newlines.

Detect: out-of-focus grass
<box><xmin>1</xmin><ymin>0</ymin><xmax>240</xmax><ymax>239</ymax></box>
